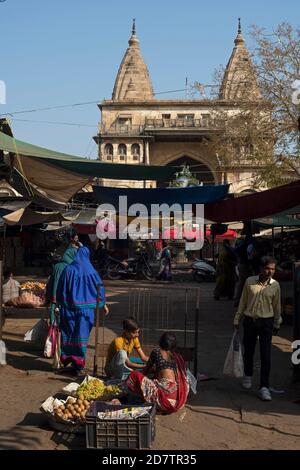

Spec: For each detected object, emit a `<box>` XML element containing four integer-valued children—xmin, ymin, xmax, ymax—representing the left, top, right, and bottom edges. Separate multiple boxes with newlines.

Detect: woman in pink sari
<box><xmin>126</xmin><ymin>332</ymin><xmax>189</xmax><ymax>413</ymax></box>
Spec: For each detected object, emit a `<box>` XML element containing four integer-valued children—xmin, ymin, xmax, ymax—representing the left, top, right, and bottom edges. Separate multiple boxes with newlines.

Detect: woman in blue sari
<box><xmin>46</xmin><ymin>246</ymin><xmax>78</xmax><ymax>324</ymax></box>
<box><xmin>57</xmin><ymin>246</ymin><xmax>108</xmax><ymax>375</ymax></box>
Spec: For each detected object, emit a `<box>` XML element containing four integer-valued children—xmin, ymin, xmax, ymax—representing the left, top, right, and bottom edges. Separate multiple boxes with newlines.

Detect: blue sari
<box><xmin>57</xmin><ymin>246</ymin><xmax>105</xmax><ymax>370</ymax></box>
<box><xmin>46</xmin><ymin>246</ymin><xmax>78</xmax><ymax>323</ymax></box>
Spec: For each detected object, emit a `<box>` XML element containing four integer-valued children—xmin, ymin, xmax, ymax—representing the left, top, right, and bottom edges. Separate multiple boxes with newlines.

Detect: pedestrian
<box><xmin>105</xmin><ymin>317</ymin><xmax>148</xmax><ymax>380</ymax></box>
<box><xmin>156</xmin><ymin>242</ymin><xmax>172</xmax><ymax>281</ymax></box>
<box><xmin>126</xmin><ymin>332</ymin><xmax>189</xmax><ymax>414</ymax></box>
<box><xmin>214</xmin><ymin>239</ymin><xmax>236</xmax><ymax>300</ymax></box>
<box><xmin>45</xmin><ymin>248</ymin><xmax>78</xmax><ymax>324</ymax></box>
<box><xmin>56</xmin><ymin>246</ymin><xmax>109</xmax><ymax>376</ymax></box>
<box><xmin>233</xmin><ymin>256</ymin><xmax>282</xmax><ymax>401</ymax></box>
<box><xmin>68</xmin><ymin>230</ymin><xmax>83</xmax><ymax>251</ymax></box>
<box><xmin>234</xmin><ymin>235</ymin><xmax>254</xmax><ymax>307</ymax></box>
<box><xmin>95</xmin><ymin>240</ymin><xmax>108</xmax><ymax>270</ymax></box>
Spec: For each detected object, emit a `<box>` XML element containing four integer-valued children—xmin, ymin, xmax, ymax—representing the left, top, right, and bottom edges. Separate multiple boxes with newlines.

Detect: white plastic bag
<box><xmin>186</xmin><ymin>368</ymin><xmax>198</xmax><ymax>394</ymax></box>
<box><xmin>24</xmin><ymin>318</ymin><xmax>49</xmax><ymax>347</ymax></box>
<box><xmin>223</xmin><ymin>330</ymin><xmax>244</xmax><ymax>378</ymax></box>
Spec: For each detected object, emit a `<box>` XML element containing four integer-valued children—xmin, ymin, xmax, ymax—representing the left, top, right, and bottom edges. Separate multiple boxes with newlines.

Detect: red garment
<box><xmin>126</xmin><ymin>352</ymin><xmax>189</xmax><ymax>414</ymax></box>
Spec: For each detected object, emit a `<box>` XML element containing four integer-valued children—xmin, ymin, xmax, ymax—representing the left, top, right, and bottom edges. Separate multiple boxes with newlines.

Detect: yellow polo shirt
<box><xmin>234</xmin><ymin>275</ymin><xmax>282</xmax><ymax>329</ymax></box>
<box><xmin>106</xmin><ymin>335</ymin><xmax>141</xmax><ymax>366</ymax></box>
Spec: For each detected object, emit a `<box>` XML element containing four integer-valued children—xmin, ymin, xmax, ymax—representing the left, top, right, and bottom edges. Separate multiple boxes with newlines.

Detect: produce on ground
<box><xmin>76</xmin><ymin>379</ymin><xmax>121</xmax><ymax>401</ymax></box>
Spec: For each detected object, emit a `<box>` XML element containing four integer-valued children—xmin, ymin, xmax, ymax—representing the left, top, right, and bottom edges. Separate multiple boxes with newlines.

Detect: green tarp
<box><xmin>0</xmin><ymin>131</ymin><xmax>177</xmax><ymax>181</ymax></box>
<box><xmin>254</xmin><ymin>215</ymin><xmax>300</xmax><ymax>227</ymax></box>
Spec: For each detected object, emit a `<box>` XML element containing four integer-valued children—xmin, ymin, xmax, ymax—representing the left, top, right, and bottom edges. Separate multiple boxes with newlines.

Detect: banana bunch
<box><xmin>76</xmin><ymin>379</ymin><xmax>121</xmax><ymax>400</ymax></box>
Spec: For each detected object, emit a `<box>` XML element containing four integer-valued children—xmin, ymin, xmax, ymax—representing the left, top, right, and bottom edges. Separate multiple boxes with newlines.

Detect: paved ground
<box><xmin>0</xmin><ymin>278</ymin><xmax>300</xmax><ymax>450</ymax></box>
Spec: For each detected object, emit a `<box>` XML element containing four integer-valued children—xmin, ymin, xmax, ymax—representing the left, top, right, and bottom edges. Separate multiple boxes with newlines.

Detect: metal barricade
<box><xmin>93</xmin><ymin>285</ymin><xmax>200</xmax><ymax>376</ymax></box>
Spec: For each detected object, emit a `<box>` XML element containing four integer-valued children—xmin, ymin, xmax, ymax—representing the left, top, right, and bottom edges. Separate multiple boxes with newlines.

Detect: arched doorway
<box><xmin>159</xmin><ymin>156</ymin><xmax>216</xmax><ymax>187</ymax></box>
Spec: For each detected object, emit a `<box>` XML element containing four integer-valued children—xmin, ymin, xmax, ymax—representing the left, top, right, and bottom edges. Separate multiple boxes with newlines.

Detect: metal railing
<box><xmin>144</xmin><ymin>117</ymin><xmax>217</xmax><ymax>129</ymax></box>
<box><xmin>93</xmin><ymin>285</ymin><xmax>200</xmax><ymax>376</ymax></box>
<box><xmin>99</xmin><ymin>118</ymin><xmax>221</xmax><ymax>135</ymax></box>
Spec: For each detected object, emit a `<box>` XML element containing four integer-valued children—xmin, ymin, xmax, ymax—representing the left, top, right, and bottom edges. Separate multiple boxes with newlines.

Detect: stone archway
<box><xmin>158</xmin><ymin>155</ymin><xmax>216</xmax><ymax>188</ymax></box>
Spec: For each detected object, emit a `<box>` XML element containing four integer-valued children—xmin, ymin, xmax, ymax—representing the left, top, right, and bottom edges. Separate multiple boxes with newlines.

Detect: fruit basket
<box><xmin>40</xmin><ymin>394</ymin><xmax>91</xmax><ymax>434</ymax></box>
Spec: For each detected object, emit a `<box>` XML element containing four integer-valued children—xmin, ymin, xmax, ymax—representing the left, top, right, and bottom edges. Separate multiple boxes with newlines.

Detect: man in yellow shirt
<box><xmin>105</xmin><ymin>317</ymin><xmax>149</xmax><ymax>380</ymax></box>
<box><xmin>233</xmin><ymin>256</ymin><xmax>282</xmax><ymax>401</ymax></box>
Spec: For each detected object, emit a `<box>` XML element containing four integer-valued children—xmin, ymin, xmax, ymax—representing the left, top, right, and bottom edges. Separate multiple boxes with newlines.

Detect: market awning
<box><xmin>2</xmin><ymin>207</ymin><xmax>79</xmax><ymax>226</ymax></box>
<box><xmin>0</xmin><ymin>200</ymin><xmax>31</xmax><ymax>212</ymax></box>
<box><xmin>254</xmin><ymin>215</ymin><xmax>300</xmax><ymax>227</ymax></box>
<box><xmin>205</xmin><ymin>180</ymin><xmax>300</xmax><ymax>222</ymax></box>
<box><xmin>86</xmin><ymin>184</ymin><xmax>229</xmax><ymax>208</ymax></box>
<box><xmin>0</xmin><ymin>132</ymin><xmax>179</xmax><ymax>205</ymax></box>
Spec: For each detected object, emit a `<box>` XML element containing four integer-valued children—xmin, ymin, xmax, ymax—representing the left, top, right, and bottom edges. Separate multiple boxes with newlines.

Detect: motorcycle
<box><xmin>192</xmin><ymin>258</ymin><xmax>216</xmax><ymax>282</ymax></box>
<box><xmin>106</xmin><ymin>251</ymin><xmax>154</xmax><ymax>281</ymax></box>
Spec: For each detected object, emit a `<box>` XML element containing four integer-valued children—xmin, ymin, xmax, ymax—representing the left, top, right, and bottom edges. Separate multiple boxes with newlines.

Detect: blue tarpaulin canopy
<box><xmin>88</xmin><ymin>184</ymin><xmax>229</xmax><ymax>208</ymax></box>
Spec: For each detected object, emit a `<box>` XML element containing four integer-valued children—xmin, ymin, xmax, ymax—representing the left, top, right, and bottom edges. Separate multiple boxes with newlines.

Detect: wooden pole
<box><xmin>193</xmin><ymin>288</ymin><xmax>200</xmax><ymax>377</ymax></box>
<box><xmin>93</xmin><ymin>284</ymin><xmax>101</xmax><ymax>376</ymax></box>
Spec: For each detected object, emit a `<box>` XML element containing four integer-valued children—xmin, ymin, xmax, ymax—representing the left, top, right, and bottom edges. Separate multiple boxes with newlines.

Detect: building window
<box><xmin>119</xmin><ymin>155</ymin><xmax>126</xmax><ymax>161</ymax></box>
<box><xmin>201</xmin><ymin>114</ymin><xmax>211</xmax><ymax>126</ymax></box>
<box><xmin>118</xmin><ymin>117</ymin><xmax>132</xmax><ymax>125</ymax></box>
<box><xmin>117</xmin><ymin>117</ymin><xmax>132</xmax><ymax>133</ymax></box>
<box><xmin>118</xmin><ymin>144</ymin><xmax>127</xmax><ymax>156</ymax></box>
<box><xmin>177</xmin><ymin>114</ymin><xmax>194</xmax><ymax>119</ymax></box>
<box><xmin>104</xmin><ymin>143</ymin><xmax>113</xmax><ymax>157</ymax></box>
<box><xmin>131</xmin><ymin>143</ymin><xmax>140</xmax><ymax>156</ymax></box>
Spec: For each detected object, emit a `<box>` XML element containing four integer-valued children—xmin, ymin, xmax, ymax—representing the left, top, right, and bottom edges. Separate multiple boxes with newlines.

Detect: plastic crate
<box><xmin>85</xmin><ymin>402</ymin><xmax>156</xmax><ymax>449</ymax></box>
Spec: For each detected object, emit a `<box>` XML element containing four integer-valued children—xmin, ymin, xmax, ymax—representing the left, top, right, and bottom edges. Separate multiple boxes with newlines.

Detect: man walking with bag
<box><xmin>233</xmin><ymin>256</ymin><xmax>282</xmax><ymax>401</ymax></box>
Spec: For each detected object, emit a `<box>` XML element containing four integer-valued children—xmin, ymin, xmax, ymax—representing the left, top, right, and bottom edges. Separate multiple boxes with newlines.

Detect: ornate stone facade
<box><xmin>95</xmin><ymin>20</ymin><xmax>262</xmax><ymax>193</ymax></box>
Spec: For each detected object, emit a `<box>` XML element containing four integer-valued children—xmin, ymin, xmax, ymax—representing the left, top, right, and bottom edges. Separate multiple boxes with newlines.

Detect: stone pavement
<box><xmin>0</xmin><ymin>280</ymin><xmax>300</xmax><ymax>450</ymax></box>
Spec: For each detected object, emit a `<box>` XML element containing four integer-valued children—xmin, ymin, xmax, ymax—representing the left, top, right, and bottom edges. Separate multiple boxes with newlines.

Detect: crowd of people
<box><xmin>1</xmin><ymin>228</ymin><xmax>289</xmax><ymax>411</ymax></box>
<box><xmin>44</xmin><ymin>231</ymin><xmax>189</xmax><ymax>413</ymax></box>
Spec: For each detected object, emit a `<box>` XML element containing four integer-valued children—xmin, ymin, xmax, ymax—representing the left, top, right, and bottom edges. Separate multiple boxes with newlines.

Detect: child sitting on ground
<box><xmin>105</xmin><ymin>317</ymin><xmax>149</xmax><ymax>380</ymax></box>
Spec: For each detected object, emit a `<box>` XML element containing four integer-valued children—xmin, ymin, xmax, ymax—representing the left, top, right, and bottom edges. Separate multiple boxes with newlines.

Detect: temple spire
<box><xmin>219</xmin><ymin>19</ymin><xmax>261</xmax><ymax>100</ymax></box>
<box><xmin>235</xmin><ymin>17</ymin><xmax>245</xmax><ymax>46</ymax></box>
<box><xmin>238</xmin><ymin>17</ymin><xmax>242</xmax><ymax>34</ymax></box>
<box><xmin>112</xmin><ymin>20</ymin><xmax>154</xmax><ymax>101</ymax></box>
<box><xmin>129</xmin><ymin>17</ymin><xmax>139</xmax><ymax>47</ymax></box>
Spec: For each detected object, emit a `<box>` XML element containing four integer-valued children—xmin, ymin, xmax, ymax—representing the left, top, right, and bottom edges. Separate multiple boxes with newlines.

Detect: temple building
<box><xmin>94</xmin><ymin>19</ymin><xmax>263</xmax><ymax>193</ymax></box>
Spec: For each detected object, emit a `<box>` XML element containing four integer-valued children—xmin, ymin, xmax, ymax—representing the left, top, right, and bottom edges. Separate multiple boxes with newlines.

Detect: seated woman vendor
<box><xmin>126</xmin><ymin>332</ymin><xmax>189</xmax><ymax>414</ymax></box>
<box><xmin>105</xmin><ymin>317</ymin><xmax>149</xmax><ymax>380</ymax></box>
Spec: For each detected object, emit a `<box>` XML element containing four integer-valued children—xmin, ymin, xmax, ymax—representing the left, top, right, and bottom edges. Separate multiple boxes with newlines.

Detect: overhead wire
<box><xmin>0</xmin><ymin>85</ymin><xmax>215</xmax><ymax>117</ymax></box>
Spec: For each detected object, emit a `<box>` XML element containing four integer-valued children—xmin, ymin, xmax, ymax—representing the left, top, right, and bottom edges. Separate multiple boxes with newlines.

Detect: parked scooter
<box><xmin>106</xmin><ymin>250</ymin><xmax>154</xmax><ymax>281</ymax></box>
<box><xmin>192</xmin><ymin>258</ymin><xmax>216</xmax><ymax>282</ymax></box>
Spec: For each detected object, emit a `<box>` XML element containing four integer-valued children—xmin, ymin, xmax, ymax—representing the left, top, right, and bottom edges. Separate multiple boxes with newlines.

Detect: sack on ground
<box><xmin>223</xmin><ymin>331</ymin><xmax>244</xmax><ymax>378</ymax></box>
<box><xmin>24</xmin><ymin>318</ymin><xmax>49</xmax><ymax>347</ymax></box>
